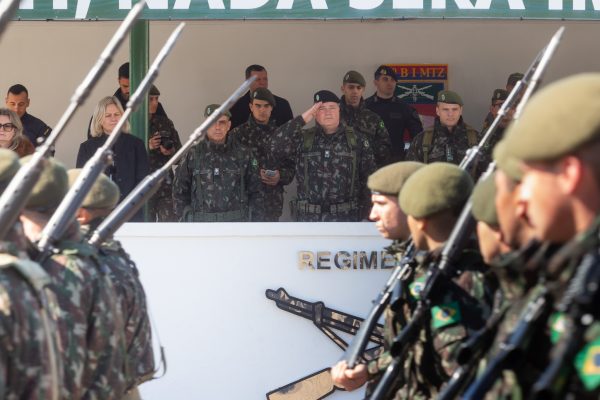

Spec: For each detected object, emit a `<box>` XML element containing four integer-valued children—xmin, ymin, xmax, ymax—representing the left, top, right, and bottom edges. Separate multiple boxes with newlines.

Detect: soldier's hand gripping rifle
<box><xmin>87</xmin><ymin>76</ymin><xmax>256</xmax><ymax>247</ymax></box>
<box><xmin>35</xmin><ymin>22</ymin><xmax>185</xmax><ymax>261</ymax></box>
<box><xmin>0</xmin><ymin>1</ymin><xmax>145</xmax><ymax>242</ymax></box>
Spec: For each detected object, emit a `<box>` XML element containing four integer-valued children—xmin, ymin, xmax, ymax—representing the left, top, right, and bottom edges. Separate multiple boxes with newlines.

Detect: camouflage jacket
<box><xmin>230</xmin><ymin>116</ymin><xmax>295</xmax><ymax>221</ymax></box>
<box><xmin>172</xmin><ymin>134</ymin><xmax>263</xmax><ymax>222</ymax></box>
<box><xmin>340</xmin><ymin>97</ymin><xmax>392</xmax><ymax>168</ymax></box>
<box><xmin>366</xmin><ymin>246</ymin><xmax>494</xmax><ymax>399</ymax></box>
<box><xmin>480</xmin><ymin>113</ymin><xmax>506</xmax><ymax>156</ymax></box>
<box><xmin>148</xmin><ymin>114</ymin><xmax>182</xmax><ymax>222</ymax></box>
<box><xmin>82</xmin><ymin>221</ymin><xmax>155</xmax><ymax>392</ymax></box>
<box><xmin>31</xmin><ymin>227</ymin><xmax>127</xmax><ymax>400</ymax></box>
<box><xmin>271</xmin><ymin>116</ymin><xmax>377</xmax><ymax>222</ymax></box>
<box><xmin>406</xmin><ymin>117</ymin><xmax>485</xmax><ymax>178</ymax></box>
<box><xmin>0</xmin><ymin>243</ymin><xmax>62</xmax><ymax>400</ymax></box>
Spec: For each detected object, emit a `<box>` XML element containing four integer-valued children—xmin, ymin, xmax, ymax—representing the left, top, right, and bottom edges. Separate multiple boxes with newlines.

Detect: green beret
<box><xmin>491</xmin><ymin>89</ymin><xmax>508</xmax><ymax>103</ymax></box>
<box><xmin>149</xmin><ymin>85</ymin><xmax>160</xmax><ymax>96</ymax></box>
<box><xmin>251</xmin><ymin>88</ymin><xmax>276</xmax><ymax>107</ymax></box>
<box><xmin>67</xmin><ymin>169</ymin><xmax>120</xmax><ymax>210</ymax></box>
<box><xmin>493</xmin><ymin>140</ymin><xmax>523</xmax><ymax>182</ymax></box>
<box><xmin>0</xmin><ymin>149</ymin><xmax>19</xmax><ymax>188</ymax></box>
<box><xmin>204</xmin><ymin>104</ymin><xmax>231</xmax><ymax>119</ymax></box>
<box><xmin>399</xmin><ymin>162</ymin><xmax>473</xmax><ymax>218</ymax></box>
<box><xmin>437</xmin><ymin>90</ymin><xmax>463</xmax><ymax>106</ymax></box>
<box><xmin>21</xmin><ymin>156</ymin><xmax>68</xmax><ymax>211</ymax></box>
<box><xmin>367</xmin><ymin>161</ymin><xmax>424</xmax><ymax>196</ymax></box>
<box><xmin>471</xmin><ymin>173</ymin><xmax>499</xmax><ymax>227</ymax></box>
<box><xmin>500</xmin><ymin>73</ymin><xmax>600</xmax><ymax>163</ymax></box>
<box><xmin>343</xmin><ymin>70</ymin><xmax>366</xmax><ymax>87</ymax></box>
<box><xmin>507</xmin><ymin>72</ymin><xmax>524</xmax><ymax>87</ymax></box>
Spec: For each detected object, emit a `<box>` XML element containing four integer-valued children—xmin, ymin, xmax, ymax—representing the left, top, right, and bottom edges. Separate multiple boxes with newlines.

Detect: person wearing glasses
<box><xmin>0</xmin><ymin>108</ymin><xmax>34</xmax><ymax>157</ymax></box>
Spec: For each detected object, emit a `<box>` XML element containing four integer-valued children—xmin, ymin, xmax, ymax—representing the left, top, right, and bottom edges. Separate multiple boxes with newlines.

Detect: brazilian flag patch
<box><xmin>574</xmin><ymin>336</ymin><xmax>600</xmax><ymax>391</ymax></box>
<box><xmin>431</xmin><ymin>301</ymin><xmax>462</xmax><ymax>329</ymax></box>
<box><xmin>409</xmin><ymin>276</ymin><xmax>426</xmax><ymax>300</ymax></box>
<box><xmin>549</xmin><ymin>312</ymin><xmax>566</xmax><ymax>344</ymax></box>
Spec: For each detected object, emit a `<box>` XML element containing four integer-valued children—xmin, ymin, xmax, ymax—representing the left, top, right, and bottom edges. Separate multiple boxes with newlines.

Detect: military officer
<box><xmin>172</xmin><ymin>104</ymin><xmax>263</xmax><ymax>222</ymax></box>
<box><xmin>230</xmin><ymin>88</ymin><xmax>295</xmax><ymax>221</ymax></box>
<box><xmin>271</xmin><ymin>90</ymin><xmax>376</xmax><ymax>222</ymax></box>
<box><xmin>365</xmin><ymin>65</ymin><xmax>423</xmax><ymax>162</ymax></box>
<box><xmin>340</xmin><ymin>70</ymin><xmax>392</xmax><ymax>168</ymax></box>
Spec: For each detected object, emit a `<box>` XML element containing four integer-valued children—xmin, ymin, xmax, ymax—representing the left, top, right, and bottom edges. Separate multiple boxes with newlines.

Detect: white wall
<box><xmin>1</xmin><ymin>18</ymin><xmax>598</xmax><ymax>168</ymax></box>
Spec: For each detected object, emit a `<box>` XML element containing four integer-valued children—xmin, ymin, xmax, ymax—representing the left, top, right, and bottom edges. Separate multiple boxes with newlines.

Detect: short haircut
<box><xmin>245</xmin><ymin>64</ymin><xmax>266</xmax><ymax>79</ymax></box>
<box><xmin>7</xmin><ymin>84</ymin><xmax>28</xmax><ymax>97</ymax></box>
<box><xmin>0</xmin><ymin>108</ymin><xmax>25</xmax><ymax>151</ymax></box>
<box><xmin>90</xmin><ymin>96</ymin><xmax>130</xmax><ymax>137</ymax></box>
<box><xmin>118</xmin><ymin>62</ymin><xmax>130</xmax><ymax>79</ymax></box>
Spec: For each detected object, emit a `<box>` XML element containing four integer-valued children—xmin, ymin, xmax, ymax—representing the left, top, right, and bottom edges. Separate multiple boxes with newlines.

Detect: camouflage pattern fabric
<box><xmin>340</xmin><ymin>98</ymin><xmax>392</xmax><ymax>168</ymax></box>
<box><xmin>366</xmin><ymin>246</ymin><xmax>494</xmax><ymax>399</ymax></box>
<box><xmin>480</xmin><ymin>114</ymin><xmax>506</xmax><ymax>155</ymax></box>
<box><xmin>32</xmin><ymin>227</ymin><xmax>127</xmax><ymax>399</ymax></box>
<box><xmin>271</xmin><ymin>116</ymin><xmax>376</xmax><ymax>222</ymax></box>
<box><xmin>230</xmin><ymin>116</ymin><xmax>295</xmax><ymax>221</ymax></box>
<box><xmin>172</xmin><ymin>134</ymin><xmax>263</xmax><ymax>222</ymax></box>
<box><xmin>405</xmin><ymin>117</ymin><xmax>485</xmax><ymax>177</ymax></box>
<box><xmin>0</xmin><ymin>242</ymin><xmax>63</xmax><ymax>400</ymax></box>
<box><xmin>148</xmin><ymin>114</ymin><xmax>182</xmax><ymax>222</ymax></box>
<box><xmin>82</xmin><ymin>221</ymin><xmax>155</xmax><ymax>392</ymax></box>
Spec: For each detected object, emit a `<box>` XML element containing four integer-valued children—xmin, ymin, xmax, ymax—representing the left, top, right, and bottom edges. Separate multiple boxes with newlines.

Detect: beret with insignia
<box><xmin>399</xmin><ymin>162</ymin><xmax>473</xmax><ymax>218</ymax></box>
<box><xmin>343</xmin><ymin>70</ymin><xmax>366</xmax><ymax>87</ymax></box>
<box><xmin>507</xmin><ymin>72</ymin><xmax>524</xmax><ymax>88</ymax></box>
<box><xmin>374</xmin><ymin>65</ymin><xmax>397</xmax><ymax>81</ymax></box>
<box><xmin>471</xmin><ymin>173</ymin><xmax>499</xmax><ymax>227</ymax></box>
<box><xmin>491</xmin><ymin>89</ymin><xmax>508</xmax><ymax>103</ymax></box>
<box><xmin>437</xmin><ymin>90</ymin><xmax>463</xmax><ymax>106</ymax></box>
<box><xmin>204</xmin><ymin>104</ymin><xmax>231</xmax><ymax>119</ymax></box>
<box><xmin>313</xmin><ymin>90</ymin><xmax>339</xmax><ymax>104</ymax></box>
<box><xmin>21</xmin><ymin>156</ymin><xmax>68</xmax><ymax>212</ymax></box>
<box><xmin>68</xmin><ymin>169</ymin><xmax>120</xmax><ymax>210</ymax></box>
<box><xmin>368</xmin><ymin>161</ymin><xmax>424</xmax><ymax>196</ymax></box>
<box><xmin>251</xmin><ymin>88</ymin><xmax>276</xmax><ymax>107</ymax></box>
<box><xmin>499</xmin><ymin>73</ymin><xmax>600</xmax><ymax>164</ymax></box>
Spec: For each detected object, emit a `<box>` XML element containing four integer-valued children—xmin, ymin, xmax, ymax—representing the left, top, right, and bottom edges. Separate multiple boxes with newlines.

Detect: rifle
<box><xmin>0</xmin><ymin>1</ymin><xmax>145</xmax><ymax>242</ymax></box>
<box><xmin>87</xmin><ymin>76</ymin><xmax>256</xmax><ymax>248</ymax></box>
<box><xmin>36</xmin><ymin>22</ymin><xmax>185</xmax><ymax>260</ymax></box>
<box><xmin>367</xmin><ymin>27</ymin><xmax>566</xmax><ymax>400</ymax></box>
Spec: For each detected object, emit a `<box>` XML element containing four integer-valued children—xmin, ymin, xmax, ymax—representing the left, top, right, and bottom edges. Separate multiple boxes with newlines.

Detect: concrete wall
<box><xmin>1</xmin><ymin>19</ymin><xmax>598</xmax><ymax>167</ymax></box>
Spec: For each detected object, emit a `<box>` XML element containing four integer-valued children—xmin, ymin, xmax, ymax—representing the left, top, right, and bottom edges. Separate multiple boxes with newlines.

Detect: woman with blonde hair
<box><xmin>76</xmin><ymin>96</ymin><xmax>149</xmax><ymax>221</ymax></box>
<box><xmin>0</xmin><ymin>108</ymin><xmax>34</xmax><ymax>157</ymax></box>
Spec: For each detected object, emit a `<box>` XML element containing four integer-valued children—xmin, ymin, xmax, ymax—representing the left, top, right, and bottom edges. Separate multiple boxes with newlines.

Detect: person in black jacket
<box><xmin>77</xmin><ymin>96</ymin><xmax>149</xmax><ymax>222</ymax></box>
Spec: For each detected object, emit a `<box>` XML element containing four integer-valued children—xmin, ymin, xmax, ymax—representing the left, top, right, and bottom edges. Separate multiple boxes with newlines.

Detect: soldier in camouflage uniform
<box><xmin>480</xmin><ymin>89</ymin><xmax>514</xmax><ymax>154</ymax></box>
<box><xmin>406</xmin><ymin>90</ymin><xmax>483</xmax><ymax>177</ymax></box>
<box><xmin>173</xmin><ymin>104</ymin><xmax>263</xmax><ymax>222</ymax></box>
<box><xmin>331</xmin><ymin>161</ymin><xmax>423</xmax><ymax>392</ymax></box>
<box><xmin>0</xmin><ymin>149</ymin><xmax>63</xmax><ymax>400</ymax></box>
<box><xmin>147</xmin><ymin>85</ymin><xmax>182</xmax><ymax>222</ymax></box>
<box><xmin>230</xmin><ymin>88</ymin><xmax>295</xmax><ymax>221</ymax></box>
<box><xmin>68</xmin><ymin>169</ymin><xmax>155</xmax><ymax>399</ymax></box>
<box><xmin>339</xmin><ymin>70</ymin><xmax>392</xmax><ymax>168</ymax></box>
<box><xmin>18</xmin><ymin>157</ymin><xmax>126</xmax><ymax>399</ymax></box>
<box><xmin>271</xmin><ymin>90</ymin><xmax>376</xmax><ymax>222</ymax></box>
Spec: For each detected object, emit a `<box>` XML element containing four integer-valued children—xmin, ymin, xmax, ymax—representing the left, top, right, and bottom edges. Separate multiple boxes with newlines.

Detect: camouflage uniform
<box><xmin>271</xmin><ymin>116</ymin><xmax>376</xmax><ymax>222</ymax></box>
<box><xmin>32</xmin><ymin>226</ymin><xmax>127</xmax><ymax>399</ymax></box>
<box><xmin>366</xmin><ymin>246</ymin><xmax>494</xmax><ymax>399</ymax></box>
<box><xmin>480</xmin><ymin>114</ymin><xmax>506</xmax><ymax>155</ymax></box>
<box><xmin>230</xmin><ymin>116</ymin><xmax>295</xmax><ymax>221</ymax></box>
<box><xmin>172</xmin><ymin>134</ymin><xmax>263</xmax><ymax>222</ymax></box>
<box><xmin>0</xmin><ymin>240</ymin><xmax>62</xmax><ymax>400</ymax></box>
<box><xmin>340</xmin><ymin>98</ymin><xmax>392</xmax><ymax>168</ymax></box>
<box><xmin>82</xmin><ymin>221</ymin><xmax>155</xmax><ymax>393</ymax></box>
<box><xmin>148</xmin><ymin>114</ymin><xmax>182</xmax><ymax>222</ymax></box>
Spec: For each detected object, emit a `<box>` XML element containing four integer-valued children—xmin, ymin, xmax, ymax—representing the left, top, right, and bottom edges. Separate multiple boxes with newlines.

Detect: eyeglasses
<box><xmin>0</xmin><ymin>123</ymin><xmax>15</xmax><ymax>132</ymax></box>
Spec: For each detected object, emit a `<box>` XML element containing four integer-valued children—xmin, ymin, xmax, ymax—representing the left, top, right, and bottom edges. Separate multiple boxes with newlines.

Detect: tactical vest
<box><xmin>190</xmin><ymin>144</ymin><xmax>248</xmax><ymax>222</ymax></box>
<box><xmin>422</xmin><ymin>127</ymin><xmax>478</xmax><ymax>164</ymax></box>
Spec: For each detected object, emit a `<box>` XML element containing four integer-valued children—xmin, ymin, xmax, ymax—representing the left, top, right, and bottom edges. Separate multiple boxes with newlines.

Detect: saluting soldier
<box><xmin>172</xmin><ymin>105</ymin><xmax>263</xmax><ymax>222</ymax></box>
<box><xmin>365</xmin><ymin>65</ymin><xmax>423</xmax><ymax>162</ymax></box>
<box><xmin>339</xmin><ymin>70</ymin><xmax>392</xmax><ymax>168</ymax></box>
<box><xmin>271</xmin><ymin>90</ymin><xmax>376</xmax><ymax>222</ymax></box>
<box><xmin>230</xmin><ymin>88</ymin><xmax>295</xmax><ymax>221</ymax></box>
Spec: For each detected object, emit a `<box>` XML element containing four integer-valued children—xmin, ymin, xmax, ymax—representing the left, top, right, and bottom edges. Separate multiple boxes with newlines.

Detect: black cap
<box><xmin>313</xmin><ymin>90</ymin><xmax>339</xmax><ymax>104</ymax></box>
<box><xmin>374</xmin><ymin>65</ymin><xmax>397</xmax><ymax>81</ymax></box>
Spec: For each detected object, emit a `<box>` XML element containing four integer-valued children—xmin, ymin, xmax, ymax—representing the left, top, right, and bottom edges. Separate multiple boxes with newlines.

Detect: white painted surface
<box><xmin>116</xmin><ymin>222</ymin><xmax>391</xmax><ymax>399</ymax></box>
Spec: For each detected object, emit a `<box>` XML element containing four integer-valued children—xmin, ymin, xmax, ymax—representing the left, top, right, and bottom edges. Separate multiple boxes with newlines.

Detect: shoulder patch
<box><xmin>364</xmin><ymin>140</ymin><xmax>370</xmax><ymax>148</ymax></box>
<box><xmin>549</xmin><ymin>312</ymin><xmax>566</xmax><ymax>344</ymax></box>
<box><xmin>251</xmin><ymin>158</ymin><xmax>258</xmax><ymax>167</ymax></box>
<box><xmin>431</xmin><ymin>301</ymin><xmax>462</xmax><ymax>329</ymax></box>
<box><xmin>409</xmin><ymin>275</ymin><xmax>426</xmax><ymax>300</ymax></box>
<box><xmin>379</xmin><ymin>121</ymin><xmax>385</xmax><ymax>129</ymax></box>
<box><xmin>574</xmin><ymin>336</ymin><xmax>600</xmax><ymax>391</ymax></box>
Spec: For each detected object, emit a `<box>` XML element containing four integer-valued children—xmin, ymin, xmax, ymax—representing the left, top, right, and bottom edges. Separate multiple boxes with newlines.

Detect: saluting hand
<box><xmin>301</xmin><ymin>102</ymin><xmax>322</xmax><ymax>124</ymax></box>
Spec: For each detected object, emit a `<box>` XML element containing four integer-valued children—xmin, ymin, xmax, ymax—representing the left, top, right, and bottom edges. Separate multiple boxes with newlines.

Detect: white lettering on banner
<box><xmin>231</xmin><ymin>0</ymin><xmax>269</xmax><ymax>9</ymax></box>
<box><xmin>350</xmin><ymin>0</ymin><xmax>384</xmax><ymax>10</ymax></box>
<box><xmin>393</xmin><ymin>0</ymin><xmax>424</xmax><ymax>9</ymax></box>
<box><xmin>276</xmin><ymin>0</ymin><xmax>328</xmax><ymax>9</ymax></box>
<box><xmin>574</xmin><ymin>0</ymin><xmax>600</xmax><ymax>10</ymax></box>
<box><xmin>173</xmin><ymin>0</ymin><xmax>226</xmax><ymax>10</ymax></box>
<box><xmin>19</xmin><ymin>0</ymin><xmax>33</xmax><ymax>10</ymax></box>
<box><xmin>432</xmin><ymin>0</ymin><xmax>524</xmax><ymax>9</ymax></box>
<box><xmin>549</xmin><ymin>0</ymin><xmax>562</xmax><ymax>9</ymax></box>
<box><xmin>54</xmin><ymin>0</ymin><xmax>67</xmax><ymax>9</ymax></box>
<box><xmin>75</xmin><ymin>0</ymin><xmax>91</xmax><ymax>18</ymax></box>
